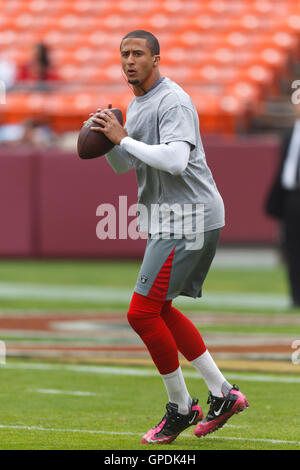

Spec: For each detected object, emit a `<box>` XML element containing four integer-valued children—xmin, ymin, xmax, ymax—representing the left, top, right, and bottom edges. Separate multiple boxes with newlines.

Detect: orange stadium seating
<box><xmin>0</xmin><ymin>0</ymin><xmax>300</xmax><ymax>134</ymax></box>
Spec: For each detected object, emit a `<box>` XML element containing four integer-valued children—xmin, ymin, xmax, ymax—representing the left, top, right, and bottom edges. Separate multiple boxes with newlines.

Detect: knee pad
<box><xmin>127</xmin><ymin>292</ymin><xmax>164</xmax><ymax>332</ymax></box>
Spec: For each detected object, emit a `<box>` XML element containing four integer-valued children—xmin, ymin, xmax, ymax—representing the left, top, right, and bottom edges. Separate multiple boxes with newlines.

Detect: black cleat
<box><xmin>194</xmin><ymin>385</ymin><xmax>249</xmax><ymax>437</ymax></box>
<box><xmin>142</xmin><ymin>398</ymin><xmax>203</xmax><ymax>444</ymax></box>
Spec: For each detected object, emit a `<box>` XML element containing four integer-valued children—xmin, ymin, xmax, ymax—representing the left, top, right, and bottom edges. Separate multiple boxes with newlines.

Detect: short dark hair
<box><xmin>120</xmin><ymin>30</ymin><xmax>160</xmax><ymax>56</ymax></box>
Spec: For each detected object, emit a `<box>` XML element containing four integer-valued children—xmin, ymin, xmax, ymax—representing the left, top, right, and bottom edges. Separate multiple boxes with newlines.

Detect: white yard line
<box><xmin>0</xmin><ymin>424</ymin><xmax>140</xmax><ymax>436</ymax></box>
<box><xmin>0</xmin><ymin>282</ymin><xmax>290</xmax><ymax>309</ymax></box>
<box><xmin>0</xmin><ymin>423</ymin><xmax>298</xmax><ymax>446</ymax></box>
<box><xmin>3</xmin><ymin>362</ymin><xmax>300</xmax><ymax>383</ymax></box>
<box><xmin>27</xmin><ymin>388</ymin><xmax>97</xmax><ymax>397</ymax></box>
<box><xmin>1</xmin><ymin>362</ymin><xmax>299</xmax><ymax>448</ymax></box>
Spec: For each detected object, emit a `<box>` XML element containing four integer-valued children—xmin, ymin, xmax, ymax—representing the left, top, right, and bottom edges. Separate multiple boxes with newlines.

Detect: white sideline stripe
<box><xmin>0</xmin><ymin>424</ymin><xmax>298</xmax><ymax>446</ymax></box>
<box><xmin>0</xmin><ymin>282</ymin><xmax>290</xmax><ymax>309</ymax></box>
<box><xmin>205</xmin><ymin>435</ymin><xmax>300</xmax><ymax>446</ymax></box>
<box><xmin>28</xmin><ymin>388</ymin><xmax>97</xmax><ymax>397</ymax></box>
<box><xmin>0</xmin><ymin>424</ymin><xmax>139</xmax><ymax>436</ymax></box>
<box><xmin>3</xmin><ymin>362</ymin><xmax>300</xmax><ymax>384</ymax></box>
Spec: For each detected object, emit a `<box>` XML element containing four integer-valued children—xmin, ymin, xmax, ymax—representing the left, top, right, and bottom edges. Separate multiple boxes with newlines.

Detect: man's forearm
<box><xmin>120</xmin><ymin>137</ymin><xmax>190</xmax><ymax>175</ymax></box>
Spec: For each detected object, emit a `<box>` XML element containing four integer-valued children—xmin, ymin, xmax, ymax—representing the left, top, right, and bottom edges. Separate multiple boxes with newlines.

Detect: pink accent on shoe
<box><xmin>194</xmin><ymin>389</ymin><xmax>249</xmax><ymax>438</ymax></box>
<box><xmin>142</xmin><ymin>404</ymin><xmax>203</xmax><ymax>444</ymax></box>
<box><xmin>143</xmin><ymin>433</ymin><xmax>177</xmax><ymax>444</ymax></box>
<box><xmin>191</xmin><ymin>404</ymin><xmax>204</xmax><ymax>424</ymax></box>
<box><xmin>231</xmin><ymin>390</ymin><xmax>250</xmax><ymax>414</ymax></box>
<box><xmin>141</xmin><ymin>418</ymin><xmax>167</xmax><ymax>444</ymax></box>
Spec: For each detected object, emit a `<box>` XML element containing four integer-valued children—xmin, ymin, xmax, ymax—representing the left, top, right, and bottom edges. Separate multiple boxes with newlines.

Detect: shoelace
<box><xmin>207</xmin><ymin>384</ymin><xmax>239</xmax><ymax>405</ymax></box>
<box><xmin>207</xmin><ymin>385</ymin><xmax>240</xmax><ymax>418</ymax></box>
<box><xmin>157</xmin><ymin>398</ymin><xmax>199</xmax><ymax>429</ymax></box>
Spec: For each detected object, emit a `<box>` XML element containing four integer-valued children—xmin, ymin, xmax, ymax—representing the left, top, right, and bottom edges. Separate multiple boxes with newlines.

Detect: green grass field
<box><xmin>0</xmin><ymin>259</ymin><xmax>299</xmax><ymax>451</ymax></box>
<box><xmin>0</xmin><ymin>361</ymin><xmax>300</xmax><ymax>450</ymax></box>
<box><xmin>0</xmin><ymin>259</ymin><xmax>293</xmax><ymax>312</ymax></box>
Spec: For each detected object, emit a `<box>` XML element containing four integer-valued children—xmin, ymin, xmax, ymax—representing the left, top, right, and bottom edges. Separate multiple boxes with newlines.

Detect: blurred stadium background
<box><xmin>1</xmin><ymin>0</ymin><xmax>300</xmax><ymax>256</ymax></box>
<box><xmin>0</xmin><ymin>0</ymin><xmax>300</xmax><ymax>450</ymax></box>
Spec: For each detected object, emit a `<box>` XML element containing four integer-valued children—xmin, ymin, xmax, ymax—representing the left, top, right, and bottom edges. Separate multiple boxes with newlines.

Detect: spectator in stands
<box><xmin>265</xmin><ymin>103</ymin><xmax>300</xmax><ymax>309</ymax></box>
<box><xmin>0</xmin><ymin>119</ymin><xmax>56</xmax><ymax>148</ymax></box>
<box><xmin>17</xmin><ymin>43</ymin><xmax>59</xmax><ymax>90</ymax></box>
<box><xmin>0</xmin><ymin>54</ymin><xmax>17</xmax><ymax>90</ymax></box>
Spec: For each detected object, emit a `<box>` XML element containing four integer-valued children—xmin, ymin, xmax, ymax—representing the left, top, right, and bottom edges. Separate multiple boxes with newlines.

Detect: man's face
<box><xmin>120</xmin><ymin>38</ymin><xmax>158</xmax><ymax>86</ymax></box>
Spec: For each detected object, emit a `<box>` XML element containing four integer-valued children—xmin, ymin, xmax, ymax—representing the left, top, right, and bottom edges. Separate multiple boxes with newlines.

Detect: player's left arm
<box><xmin>91</xmin><ymin>108</ymin><xmax>191</xmax><ymax>175</ymax></box>
<box><xmin>119</xmin><ymin>137</ymin><xmax>190</xmax><ymax>176</ymax></box>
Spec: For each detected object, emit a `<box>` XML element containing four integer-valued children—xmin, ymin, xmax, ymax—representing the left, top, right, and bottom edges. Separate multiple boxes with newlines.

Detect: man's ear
<box><xmin>153</xmin><ymin>55</ymin><xmax>160</xmax><ymax>66</ymax></box>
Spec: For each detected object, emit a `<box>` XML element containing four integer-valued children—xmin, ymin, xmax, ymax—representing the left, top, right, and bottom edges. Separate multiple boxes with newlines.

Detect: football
<box><xmin>77</xmin><ymin>108</ymin><xmax>123</xmax><ymax>159</ymax></box>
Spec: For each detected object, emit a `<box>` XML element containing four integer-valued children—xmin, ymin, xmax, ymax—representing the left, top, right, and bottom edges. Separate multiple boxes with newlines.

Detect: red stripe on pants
<box><xmin>147</xmin><ymin>247</ymin><xmax>175</xmax><ymax>301</ymax></box>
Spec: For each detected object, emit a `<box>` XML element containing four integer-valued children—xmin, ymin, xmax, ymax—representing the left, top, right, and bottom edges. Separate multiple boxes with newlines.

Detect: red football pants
<box><xmin>127</xmin><ymin>292</ymin><xmax>207</xmax><ymax>375</ymax></box>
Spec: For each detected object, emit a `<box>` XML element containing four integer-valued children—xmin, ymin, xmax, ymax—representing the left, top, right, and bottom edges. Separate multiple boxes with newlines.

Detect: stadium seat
<box><xmin>1</xmin><ymin>0</ymin><xmax>300</xmax><ymax>134</ymax></box>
